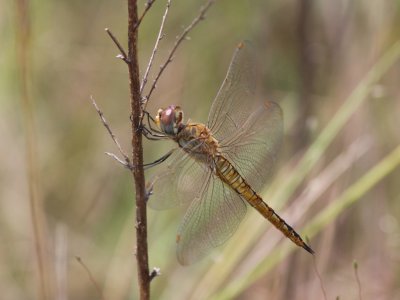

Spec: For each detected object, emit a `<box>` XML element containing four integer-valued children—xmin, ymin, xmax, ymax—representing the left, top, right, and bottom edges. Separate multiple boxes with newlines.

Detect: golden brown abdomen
<box><xmin>214</xmin><ymin>155</ymin><xmax>314</xmax><ymax>254</ymax></box>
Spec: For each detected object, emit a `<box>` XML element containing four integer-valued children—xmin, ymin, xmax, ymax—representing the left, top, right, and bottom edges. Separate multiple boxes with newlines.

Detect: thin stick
<box><xmin>105</xmin><ymin>152</ymin><xmax>133</xmax><ymax>170</ymax></box>
<box><xmin>75</xmin><ymin>257</ymin><xmax>105</xmax><ymax>300</ymax></box>
<box><xmin>90</xmin><ymin>95</ymin><xmax>131</xmax><ymax>164</ymax></box>
<box><xmin>143</xmin><ymin>0</ymin><xmax>216</xmax><ymax>107</ymax></box>
<box><xmin>127</xmin><ymin>1</ymin><xmax>150</xmax><ymax>299</ymax></box>
<box><xmin>353</xmin><ymin>260</ymin><xmax>363</xmax><ymax>300</ymax></box>
<box><xmin>134</xmin><ymin>0</ymin><xmax>157</xmax><ymax>32</ymax></box>
<box><xmin>311</xmin><ymin>250</ymin><xmax>328</xmax><ymax>300</ymax></box>
<box><xmin>106</xmin><ymin>1</ymin><xmax>158</xmax><ymax>63</ymax></box>
<box><xmin>105</xmin><ymin>28</ymin><xmax>129</xmax><ymax>63</ymax></box>
<box><xmin>140</xmin><ymin>0</ymin><xmax>171</xmax><ymax>94</ymax></box>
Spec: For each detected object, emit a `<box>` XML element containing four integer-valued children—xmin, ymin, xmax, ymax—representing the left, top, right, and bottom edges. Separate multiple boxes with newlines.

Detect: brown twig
<box><xmin>75</xmin><ymin>257</ymin><xmax>105</xmax><ymax>300</ymax></box>
<box><xmin>143</xmin><ymin>0</ymin><xmax>216</xmax><ymax>108</ymax></box>
<box><xmin>106</xmin><ymin>1</ymin><xmax>158</xmax><ymax>64</ymax></box>
<box><xmin>105</xmin><ymin>28</ymin><xmax>129</xmax><ymax>63</ymax></box>
<box><xmin>140</xmin><ymin>0</ymin><xmax>172</xmax><ymax>94</ymax></box>
<box><xmin>353</xmin><ymin>260</ymin><xmax>363</xmax><ymax>300</ymax></box>
<box><xmin>105</xmin><ymin>152</ymin><xmax>133</xmax><ymax>170</ymax></box>
<box><xmin>90</xmin><ymin>95</ymin><xmax>131</xmax><ymax>166</ymax></box>
<box><xmin>134</xmin><ymin>0</ymin><xmax>157</xmax><ymax>32</ymax></box>
<box><xmin>127</xmin><ymin>1</ymin><xmax>150</xmax><ymax>299</ymax></box>
<box><xmin>311</xmin><ymin>244</ymin><xmax>328</xmax><ymax>300</ymax></box>
<box><xmin>105</xmin><ymin>0</ymin><xmax>156</xmax><ymax>63</ymax></box>
<box><xmin>149</xmin><ymin>267</ymin><xmax>161</xmax><ymax>282</ymax></box>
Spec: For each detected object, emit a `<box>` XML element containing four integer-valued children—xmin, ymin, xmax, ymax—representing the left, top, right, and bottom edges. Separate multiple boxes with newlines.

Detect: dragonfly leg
<box><xmin>142</xmin><ymin>149</ymin><xmax>174</xmax><ymax>169</ymax></box>
<box><xmin>142</xmin><ymin>125</ymin><xmax>168</xmax><ymax>140</ymax></box>
<box><xmin>143</xmin><ymin>110</ymin><xmax>165</xmax><ymax>135</ymax></box>
<box><xmin>132</xmin><ymin>149</ymin><xmax>174</xmax><ymax>171</ymax></box>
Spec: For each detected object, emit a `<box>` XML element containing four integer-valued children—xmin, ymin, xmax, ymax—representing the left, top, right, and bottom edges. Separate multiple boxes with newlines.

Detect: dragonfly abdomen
<box><xmin>215</xmin><ymin>155</ymin><xmax>314</xmax><ymax>254</ymax></box>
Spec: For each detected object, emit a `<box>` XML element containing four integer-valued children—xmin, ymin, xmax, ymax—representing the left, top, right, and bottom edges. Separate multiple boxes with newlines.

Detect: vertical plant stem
<box><xmin>127</xmin><ymin>1</ymin><xmax>150</xmax><ymax>299</ymax></box>
<box><xmin>15</xmin><ymin>1</ymin><xmax>52</xmax><ymax>299</ymax></box>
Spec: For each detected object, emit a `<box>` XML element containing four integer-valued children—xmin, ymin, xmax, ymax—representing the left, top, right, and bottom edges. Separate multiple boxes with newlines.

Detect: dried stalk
<box><xmin>98</xmin><ymin>1</ymin><xmax>217</xmax><ymax>299</ymax></box>
<box><xmin>135</xmin><ymin>0</ymin><xmax>157</xmax><ymax>32</ymax></box>
<box><xmin>105</xmin><ymin>28</ymin><xmax>129</xmax><ymax>63</ymax></box>
<box><xmin>140</xmin><ymin>0</ymin><xmax>171</xmax><ymax>93</ymax></box>
<box><xmin>15</xmin><ymin>0</ymin><xmax>52</xmax><ymax>299</ymax></box>
<box><xmin>90</xmin><ymin>95</ymin><xmax>131</xmax><ymax>164</ymax></box>
<box><xmin>127</xmin><ymin>1</ymin><xmax>150</xmax><ymax>299</ymax></box>
<box><xmin>76</xmin><ymin>257</ymin><xmax>105</xmax><ymax>300</ymax></box>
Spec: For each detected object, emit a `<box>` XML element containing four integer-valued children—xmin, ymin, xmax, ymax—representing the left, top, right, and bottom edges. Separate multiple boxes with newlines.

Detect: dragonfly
<box><xmin>143</xmin><ymin>41</ymin><xmax>313</xmax><ymax>265</ymax></box>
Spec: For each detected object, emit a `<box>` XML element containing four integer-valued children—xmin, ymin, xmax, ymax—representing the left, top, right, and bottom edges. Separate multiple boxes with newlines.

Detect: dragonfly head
<box><xmin>155</xmin><ymin>105</ymin><xmax>184</xmax><ymax>136</ymax></box>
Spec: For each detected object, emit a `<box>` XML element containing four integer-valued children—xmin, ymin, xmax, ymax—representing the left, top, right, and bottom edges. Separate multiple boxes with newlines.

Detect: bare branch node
<box><xmin>105</xmin><ymin>28</ymin><xmax>130</xmax><ymax>64</ymax></box>
<box><xmin>149</xmin><ymin>267</ymin><xmax>161</xmax><ymax>281</ymax></box>
<box><xmin>75</xmin><ymin>257</ymin><xmax>105</xmax><ymax>300</ymax></box>
<box><xmin>105</xmin><ymin>152</ymin><xmax>133</xmax><ymax>170</ymax></box>
<box><xmin>134</xmin><ymin>0</ymin><xmax>158</xmax><ymax>31</ymax></box>
<box><xmin>140</xmin><ymin>0</ymin><xmax>172</xmax><ymax>94</ymax></box>
<box><xmin>90</xmin><ymin>95</ymin><xmax>131</xmax><ymax>164</ymax></box>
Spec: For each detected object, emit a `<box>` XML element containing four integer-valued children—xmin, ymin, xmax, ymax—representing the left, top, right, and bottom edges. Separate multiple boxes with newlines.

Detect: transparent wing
<box><xmin>207</xmin><ymin>41</ymin><xmax>257</xmax><ymax>142</ymax></box>
<box><xmin>147</xmin><ymin>146</ymin><xmax>210</xmax><ymax>210</ymax></box>
<box><xmin>176</xmin><ymin>172</ymin><xmax>247</xmax><ymax>265</ymax></box>
<box><xmin>220</xmin><ymin>101</ymin><xmax>283</xmax><ymax>193</ymax></box>
<box><xmin>207</xmin><ymin>41</ymin><xmax>283</xmax><ymax>192</ymax></box>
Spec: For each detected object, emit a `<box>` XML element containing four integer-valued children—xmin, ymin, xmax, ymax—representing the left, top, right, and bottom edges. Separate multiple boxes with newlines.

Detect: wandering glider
<box><xmin>144</xmin><ymin>42</ymin><xmax>313</xmax><ymax>265</ymax></box>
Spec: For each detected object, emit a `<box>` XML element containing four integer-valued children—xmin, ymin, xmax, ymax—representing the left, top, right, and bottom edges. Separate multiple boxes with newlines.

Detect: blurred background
<box><xmin>1</xmin><ymin>0</ymin><xmax>400</xmax><ymax>299</ymax></box>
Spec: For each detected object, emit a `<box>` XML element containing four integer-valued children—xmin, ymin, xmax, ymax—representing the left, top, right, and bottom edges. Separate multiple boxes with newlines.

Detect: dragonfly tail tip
<box><xmin>303</xmin><ymin>243</ymin><xmax>315</xmax><ymax>255</ymax></box>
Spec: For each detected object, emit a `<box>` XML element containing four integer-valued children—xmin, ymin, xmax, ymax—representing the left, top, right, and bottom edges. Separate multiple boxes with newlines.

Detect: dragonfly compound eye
<box><xmin>158</xmin><ymin>105</ymin><xmax>184</xmax><ymax>136</ymax></box>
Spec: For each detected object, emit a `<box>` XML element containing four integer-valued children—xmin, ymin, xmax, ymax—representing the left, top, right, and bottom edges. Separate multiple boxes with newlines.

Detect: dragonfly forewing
<box><xmin>206</xmin><ymin>41</ymin><xmax>283</xmax><ymax>193</ymax></box>
<box><xmin>219</xmin><ymin>101</ymin><xmax>283</xmax><ymax>193</ymax></box>
<box><xmin>208</xmin><ymin>41</ymin><xmax>257</xmax><ymax>142</ymax></box>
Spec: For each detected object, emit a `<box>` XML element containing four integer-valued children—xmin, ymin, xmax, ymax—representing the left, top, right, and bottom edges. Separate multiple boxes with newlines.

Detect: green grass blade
<box><xmin>198</xmin><ymin>40</ymin><xmax>400</xmax><ymax>300</ymax></box>
<box><xmin>273</xmin><ymin>40</ymin><xmax>400</xmax><ymax>204</ymax></box>
<box><xmin>213</xmin><ymin>144</ymin><xmax>400</xmax><ymax>300</ymax></box>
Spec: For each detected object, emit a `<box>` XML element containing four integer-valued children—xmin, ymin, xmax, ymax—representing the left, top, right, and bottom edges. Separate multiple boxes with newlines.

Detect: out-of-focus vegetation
<box><xmin>1</xmin><ymin>0</ymin><xmax>400</xmax><ymax>299</ymax></box>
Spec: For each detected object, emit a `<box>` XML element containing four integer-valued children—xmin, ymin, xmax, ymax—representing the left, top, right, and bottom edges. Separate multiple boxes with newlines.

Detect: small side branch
<box><xmin>353</xmin><ymin>260</ymin><xmax>363</xmax><ymax>300</ymax></box>
<box><xmin>140</xmin><ymin>0</ymin><xmax>172</xmax><ymax>94</ymax></box>
<box><xmin>149</xmin><ymin>267</ymin><xmax>161</xmax><ymax>282</ymax></box>
<box><xmin>105</xmin><ymin>152</ymin><xmax>133</xmax><ymax>170</ymax></box>
<box><xmin>75</xmin><ymin>257</ymin><xmax>105</xmax><ymax>300</ymax></box>
<box><xmin>134</xmin><ymin>0</ymin><xmax>157</xmax><ymax>32</ymax></box>
<box><xmin>105</xmin><ymin>28</ymin><xmax>129</xmax><ymax>63</ymax></box>
<box><xmin>90</xmin><ymin>96</ymin><xmax>131</xmax><ymax>165</ymax></box>
<box><xmin>106</xmin><ymin>2</ymin><xmax>158</xmax><ymax>64</ymax></box>
<box><xmin>311</xmin><ymin>246</ymin><xmax>328</xmax><ymax>300</ymax></box>
<box><xmin>143</xmin><ymin>0</ymin><xmax>216</xmax><ymax>105</ymax></box>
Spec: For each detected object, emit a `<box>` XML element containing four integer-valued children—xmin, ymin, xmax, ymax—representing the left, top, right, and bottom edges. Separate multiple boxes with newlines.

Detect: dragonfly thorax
<box><xmin>156</xmin><ymin>106</ymin><xmax>221</xmax><ymax>158</ymax></box>
<box><xmin>177</xmin><ymin>123</ymin><xmax>221</xmax><ymax>159</ymax></box>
